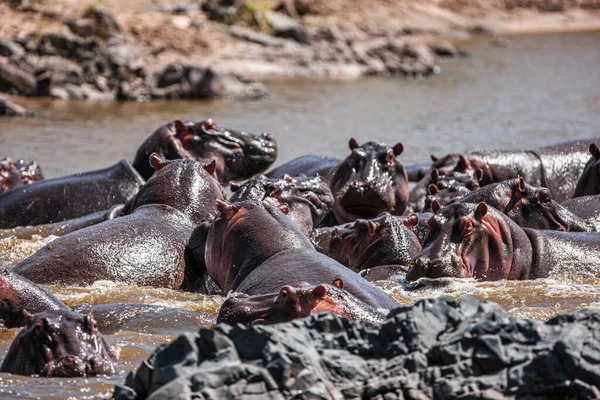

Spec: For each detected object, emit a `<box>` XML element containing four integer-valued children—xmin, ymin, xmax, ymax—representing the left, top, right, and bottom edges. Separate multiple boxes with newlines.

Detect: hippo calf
<box><xmin>217</xmin><ymin>278</ymin><xmax>387</xmax><ymax>325</ymax></box>
<box><xmin>230</xmin><ymin>174</ymin><xmax>334</xmax><ymax>236</ymax></box>
<box><xmin>193</xmin><ymin>199</ymin><xmax>399</xmax><ymax>310</ymax></box>
<box><xmin>13</xmin><ymin>155</ymin><xmax>224</xmax><ymax>289</ymax></box>
<box><xmin>407</xmin><ymin>202</ymin><xmax>600</xmax><ymax>281</ymax></box>
<box><xmin>0</xmin><ymin>309</ymin><xmax>116</xmax><ymax>377</ymax></box>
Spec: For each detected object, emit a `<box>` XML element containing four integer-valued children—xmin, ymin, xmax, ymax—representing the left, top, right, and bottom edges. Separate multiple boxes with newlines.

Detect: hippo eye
<box><xmin>459</xmin><ymin>217</ymin><xmax>474</xmax><ymax>238</ymax></box>
<box><xmin>537</xmin><ymin>190</ymin><xmax>551</xmax><ymax>204</ymax></box>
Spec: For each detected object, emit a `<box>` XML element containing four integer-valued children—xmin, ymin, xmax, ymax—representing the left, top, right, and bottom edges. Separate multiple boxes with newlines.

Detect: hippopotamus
<box><xmin>0</xmin><ymin>269</ymin><xmax>68</xmax><ymax>328</ymax></box>
<box><xmin>0</xmin><ymin>159</ymin><xmax>144</xmax><ymax>229</ymax></box>
<box><xmin>71</xmin><ymin>303</ymin><xmax>215</xmax><ymax>334</ymax></box>
<box><xmin>311</xmin><ymin>212</ymin><xmax>421</xmax><ymax>273</ymax></box>
<box><xmin>133</xmin><ymin>118</ymin><xmax>277</xmax><ymax>184</ymax></box>
<box><xmin>415</xmin><ymin>139</ymin><xmax>596</xmax><ymax>202</ymax></box>
<box><xmin>230</xmin><ymin>174</ymin><xmax>334</xmax><ymax>236</ymax></box>
<box><xmin>0</xmin><ymin>157</ymin><xmax>44</xmax><ymax>193</ymax></box>
<box><xmin>410</xmin><ymin>168</ymin><xmax>481</xmax><ymax>212</ymax></box>
<box><xmin>192</xmin><ymin>200</ymin><xmax>399</xmax><ymax>310</ymax></box>
<box><xmin>573</xmin><ymin>143</ymin><xmax>600</xmax><ymax>197</ymax></box>
<box><xmin>13</xmin><ymin>154</ymin><xmax>224</xmax><ymax>289</ymax></box>
<box><xmin>407</xmin><ymin>202</ymin><xmax>600</xmax><ymax>281</ymax></box>
<box><xmin>266</xmin><ymin>139</ymin><xmax>409</xmax><ymax>224</ymax></box>
<box><xmin>0</xmin><ymin>309</ymin><xmax>116</xmax><ymax>377</ymax></box>
<box><xmin>455</xmin><ymin>177</ymin><xmax>595</xmax><ymax>232</ymax></box>
<box><xmin>217</xmin><ymin>278</ymin><xmax>387</xmax><ymax>326</ymax></box>
<box><xmin>561</xmin><ymin>195</ymin><xmax>600</xmax><ymax>229</ymax></box>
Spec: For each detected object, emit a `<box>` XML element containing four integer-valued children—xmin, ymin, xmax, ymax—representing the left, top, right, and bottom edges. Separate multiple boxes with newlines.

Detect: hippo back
<box><xmin>0</xmin><ymin>160</ymin><xmax>144</xmax><ymax>229</ymax></box>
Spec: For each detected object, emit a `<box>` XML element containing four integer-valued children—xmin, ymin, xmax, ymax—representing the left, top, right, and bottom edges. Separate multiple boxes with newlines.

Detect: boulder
<box><xmin>112</xmin><ymin>296</ymin><xmax>600</xmax><ymax>399</ymax></box>
<box><xmin>264</xmin><ymin>10</ymin><xmax>309</xmax><ymax>44</ymax></box>
<box><xmin>0</xmin><ymin>63</ymin><xmax>37</xmax><ymax>96</ymax></box>
<box><xmin>0</xmin><ymin>39</ymin><xmax>25</xmax><ymax>58</ymax></box>
<box><xmin>0</xmin><ymin>97</ymin><xmax>35</xmax><ymax>117</ymax></box>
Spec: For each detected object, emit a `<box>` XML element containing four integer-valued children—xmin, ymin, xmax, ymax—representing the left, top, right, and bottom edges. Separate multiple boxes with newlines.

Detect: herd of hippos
<box><xmin>0</xmin><ymin>118</ymin><xmax>599</xmax><ymax>379</ymax></box>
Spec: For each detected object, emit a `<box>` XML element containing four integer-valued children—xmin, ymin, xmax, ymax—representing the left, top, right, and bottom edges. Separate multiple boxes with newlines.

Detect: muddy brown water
<box><xmin>0</xmin><ymin>32</ymin><xmax>599</xmax><ymax>398</ymax></box>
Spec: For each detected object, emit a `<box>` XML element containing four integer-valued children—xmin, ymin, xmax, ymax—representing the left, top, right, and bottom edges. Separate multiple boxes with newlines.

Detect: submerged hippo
<box><xmin>230</xmin><ymin>174</ymin><xmax>334</xmax><ymax>236</ymax></box>
<box><xmin>0</xmin><ymin>269</ymin><xmax>69</xmax><ymax>328</ymax></box>
<box><xmin>0</xmin><ymin>159</ymin><xmax>144</xmax><ymax>229</ymax></box>
<box><xmin>133</xmin><ymin>118</ymin><xmax>277</xmax><ymax>184</ymax></box>
<box><xmin>217</xmin><ymin>278</ymin><xmax>387</xmax><ymax>325</ymax></box>
<box><xmin>416</xmin><ymin>139</ymin><xmax>596</xmax><ymax>202</ymax></box>
<box><xmin>410</xmin><ymin>168</ymin><xmax>481</xmax><ymax>212</ymax></box>
<box><xmin>311</xmin><ymin>212</ymin><xmax>421</xmax><ymax>273</ymax></box>
<box><xmin>456</xmin><ymin>177</ymin><xmax>595</xmax><ymax>232</ymax></box>
<box><xmin>407</xmin><ymin>202</ymin><xmax>600</xmax><ymax>281</ymax></box>
<box><xmin>0</xmin><ymin>310</ymin><xmax>116</xmax><ymax>377</ymax></box>
<box><xmin>13</xmin><ymin>154</ymin><xmax>224</xmax><ymax>289</ymax></box>
<box><xmin>192</xmin><ymin>200</ymin><xmax>399</xmax><ymax>310</ymax></box>
<box><xmin>266</xmin><ymin>139</ymin><xmax>409</xmax><ymax>224</ymax></box>
<box><xmin>0</xmin><ymin>158</ymin><xmax>44</xmax><ymax>193</ymax></box>
<box><xmin>573</xmin><ymin>143</ymin><xmax>600</xmax><ymax>197</ymax></box>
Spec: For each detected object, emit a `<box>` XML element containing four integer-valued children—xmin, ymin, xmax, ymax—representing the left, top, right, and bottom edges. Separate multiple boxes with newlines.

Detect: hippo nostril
<box><xmin>350</xmin><ymin>181</ymin><xmax>358</xmax><ymax>188</ymax></box>
<box><xmin>262</xmin><ymin>132</ymin><xmax>272</xmax><ymax>139</ymax></box>
<box><xmin>433</xmin><ymin>260</ymin><xmax>443</xmax><ymax>268</ymax></box>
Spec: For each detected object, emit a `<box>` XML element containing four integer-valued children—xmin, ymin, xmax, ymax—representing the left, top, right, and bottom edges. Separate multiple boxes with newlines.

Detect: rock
<box><xmin>430</xmin><ymin>40</ymin><xmax>469</xmax><ymax>58</ymax></box>
<box><xmin>194</xmin><ymin>68</ymin><xmax>268</xmax><ymax>99</ymax></box>
<box><xmin>82</xmin><ymin>6</ymin><xmax>122</xmax><ymax>38</ymax></box>
<box><xmin>264</xmin><ymin>10</ymin><xmax>309</xmax><ymax>44</ymax></box>
<box><xmin>0</xmin><ymin>39</ymin><xmax>25</xmax><ymax>58</ymax></box>
<box><xmin>112</xmin><ymin>296</ymin><xmax>600</xmax><ymax>399</ymax></box>
<box><xmin>0</xmin><ymin>63</ymin><xmax>37</xmax><ymax>96</ymax></box>
<box><xmin>0</xmin><ymin>97</ymin><xmax>35</xmax><ymax>117</ymax></box>
<box><xmin>228</xmin><ymin>26</ymin><xmax>287</xmax><ymax>47</ymax></box>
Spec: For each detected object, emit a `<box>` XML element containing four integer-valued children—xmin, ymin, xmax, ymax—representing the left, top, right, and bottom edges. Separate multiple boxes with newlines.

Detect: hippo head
<box><xmin>230</xmin><ymin>174</ymin><xmax>334</xmax><ymax>235</ymax></box>
<box><xmin>329</xmin><ymin>139</ymin><xmax>409</xmax><ymax>223</ymax></box>
<box><xmin>202</xmin><ymin>199</ymin><xmax>310</xmax><ymax>292</ymax></box>
<box><xmin>0</xmin><ymin>310</ymin><xmax>116</xmax><ymax>377</ymax></box>
<box><xmin>14</xmin><ymin>159</ymin><xmax>44</xmax><ymax>185</ymax></box>
<box><xmin>407</xmin><ymin>201</ymin><xmax>531</xmax><ymax>281</ymax></box>
<box><xmin>174</xmin><ymin>119</ymin><xmax>277</xmax><ymax>184</ymax></box>
<box><xmin>424</xmin><ymin>169</ymin><xmax>481</xmax><ymax>210</ymax></box>
<box><xmin>0</xmin><ymin>157</ymin><xmax>23</xmax><ymax>192</ymax></box>
<box><xmin>126</xmin><ymin>154</ymin><xmax>225</xmax><ymax>224</ymax></box>
<box><xmin>574</xmin><ymin>143</ymin><xmax>600</xmax><ymax>197</ymax></box>
<box><xmin>311</xmin><ymin>212</ymin><xmax>421</xmax><ymax>271</ymax></box>
<box><xmin>217</xmin><ymin>278</ymin><xmax>385</xmax><ymax>325</ymax></box>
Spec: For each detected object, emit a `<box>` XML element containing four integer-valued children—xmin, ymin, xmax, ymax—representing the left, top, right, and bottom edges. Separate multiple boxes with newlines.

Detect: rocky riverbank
<box><xmin>1</xmin><ymin>0</ymin><xmax>598</xmax><ymax>102</ymax></box>
<box><xmin>113</xmin><ymin>296</ymin><xmax>600</xmax><ymax>399</ymax></box>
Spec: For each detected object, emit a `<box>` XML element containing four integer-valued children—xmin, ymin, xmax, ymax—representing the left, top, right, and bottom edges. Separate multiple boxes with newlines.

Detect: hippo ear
<box><xmin>515</xmin><ymin>176</ymin><xmax>527</xmax><ymax>196</ymax></box>
<box><xmin>590</xmin><ymin>143</ymin><xmax>600</xmax><ymax>160</ymax></box>
<box><xmin>174</xmin><ymin>119</ymin><xmax>192</xmax><ymax>140</ymax></box>
<box><xmin>431</xmin><ymin>199</ymin><xmax>442</xmax><ymax>214</ymax></box>
<box><xmin>475</xmin><ymin>202</ymin><xmax>488</xmax><ymax>220</ymax></box>
<box><xmin>430</xmin><ymin>168</ymin><xmax>439</xmax><ymax>183</ymax></box>
<box><xmin>35</xmin><ymin>317</ymin><xmax>49</xmax><ymax>333</ymax></box>
<box><xmin>215</xmin><ymin>199</ymin><xmax>237</xmax><ymax>218</ymax></box>
<box><xmin>312</xmin><ymin>284</ymin><xmax>327</xmax><ymax>297</ymax></box>
<box><xmin>427</xmin><ymin>184</ymin><xmax>439</xmax><ymax>195</ymax></box>
<box><xmin>149</xmin><ymin>152</ymin><xmax>169</xmax><ymax>171</ymax></box>
<box><xmin>85</xmin><ymin>311</ymin><xmax>98</xmax><ymax>334</ymax></box>
<box><xmin>457</xmin><ymin>155</ymin><xmax>470</xmax><ymax>171</ymax></box>
<box><xmin>349</xmin><ymin>138</ymin><xmax>359</xmax><ymax>151</ymax></box>
<box><xmin>267</xmin><ymin>183</ymin><xmax>282</xmax><ymax>198</ymax></box>
<box><xmin>282</xmin><ymin>174</ymin><xmax>294</xmax><ymax>183</ymax></box>
<box><xmin>368</xmin><ymin>221</ymin><xmax>378</xmax><ymax>235</ymax></box>
<box><xmin>201</xmin><ymin>118</ymin><xmax>218</xmax><ymax>132</ymax></box>
<box><xmin>278</xmin><ymin>204</ymin><xmax>289</xmax><ymax>215</ymax></box>
<box><xmin>203</xmin><ymin>160</ymin><xmax>216</xmax><ymax>176</ymax></box>
<box><xmin>474</xmin><ymin>169</ymin><xmax>483</xmax><ymax>182</ymax></box>
<box><xmin>403</xmin><ymin>214</ymin><xmax>419</xmax><ymax>228</ymax></box>
<box><xmin>393</xmin><ymin>142</ymin><xmax>404</xmax><ymax>156</ymax></box>
<box><xmin>332</xmin><ymin>277</ymin><xmax>344</xmax><ymax>289</ymax></box>
<box><xmin>22</xmin><ymin>310</ymin><xmax>34</xmax><ymax>326</ymax></box>
<box><xmin>430</xmin><ymin>154</ymin><xmax>439</xmax><ymax>162</ymax></box>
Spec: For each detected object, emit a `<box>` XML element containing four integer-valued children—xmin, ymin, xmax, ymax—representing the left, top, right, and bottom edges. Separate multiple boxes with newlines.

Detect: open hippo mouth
<box><xmin>338</xmin><ymin>183</ymin><xmax>393</xmax><ymax>219</ymax></box>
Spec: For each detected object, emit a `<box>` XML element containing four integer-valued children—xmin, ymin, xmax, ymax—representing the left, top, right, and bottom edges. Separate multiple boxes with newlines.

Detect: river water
<box><xmin>0</xmin><ymin>32</ymin><xmax>599</xmax><ymax>398</ymax></box>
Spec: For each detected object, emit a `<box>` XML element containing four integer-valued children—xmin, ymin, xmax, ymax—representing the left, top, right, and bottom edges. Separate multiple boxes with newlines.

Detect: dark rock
<box><xmin>112</xmin><ymin>296</ymin><xmax>600</xmax><ymax>399</ymax></box>
<box><xmin>0</xmin><ymin>63</ymin><xmax>37</xmax><ymax>96</ymax></box>
<box><xmin>430</xmin><ymin>40</ymin><xmax>470</xmax><ymax>58</ymax></box>
<box><xmin>264</xmin><ymin>10</ymin><xmax>309</xmax><ymax>44</ymax></box>
<box><xmin>0</xmin><ymin>39</ymin><xmax>25</xmax><ymax>58</ymax></box>
<box><xmin>81</xmin><ymin>6</ymin><xmax>122</xmax><ymax>38</ymax></box>
<box><xmin>0</xmin><ymin>97</ymin><xmax>35</xmax><ymax>117</ymax></box>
